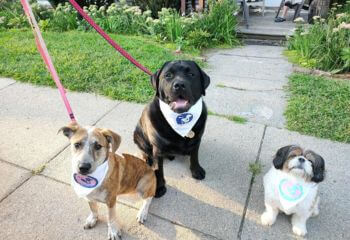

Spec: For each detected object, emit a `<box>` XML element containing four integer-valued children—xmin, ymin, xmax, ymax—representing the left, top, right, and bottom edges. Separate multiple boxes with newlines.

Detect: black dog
<box><xmin>133</xmin><ymin>60</ymin><xmax>210</xmax><ymax>198</ymax></box>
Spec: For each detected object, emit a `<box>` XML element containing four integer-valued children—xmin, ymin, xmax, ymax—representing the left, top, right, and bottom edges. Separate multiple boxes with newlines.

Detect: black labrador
<box><xmin>133</xmin><ymin>60</ymin><xmax>210</xmax><ymax>198</ymax></box>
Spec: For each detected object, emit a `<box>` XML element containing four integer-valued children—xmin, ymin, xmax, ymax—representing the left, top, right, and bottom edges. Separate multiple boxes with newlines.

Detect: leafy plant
<box><xmin>0</xmin><ymin>0</ymin><xmax>239</xmax><ymax>49</ymax></box>
<box><xmin>132</xmin><ymin>0</ymin><xmax>180</xmax><ymax>17</ymax></box>
<box><xmin>287</xmin><ymin>2</ymin><xmax>350</xmax><ymax>73</ymax></box>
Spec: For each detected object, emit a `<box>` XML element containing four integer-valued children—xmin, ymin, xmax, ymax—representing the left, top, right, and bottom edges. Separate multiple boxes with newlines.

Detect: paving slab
<box><xmin>204</xmin><ymin>45</ymin><xmax>286</xmax><ymax>60</ymax></box>
<box><xmin>206</xmin><ymin>54</ymin><xmax>291</xmax><ymax>82</ymax></box>
<box><xmin>204</xmin><ymin>45</ymin><xmax>291</xmax><ymax>128</ymax></box>
<box><xmin>0</xmin><ymin>175</ymin><xmax>216</xmax><ymax>240</ymax></box>
<box><xmin>43</xmin><ymin>101</ymin><xmax>265</xmax><ymax>239</ymax></box>
<box><xmin>0</xmin><ymin>81</ymin><xmax>118</xmax><ymax>170</ymax></box>
<box><xmin>0</xmin><ymin>78</ymin><xmax>15</xmax><ymax>90</ymax></box>
<box><xmin>0</xmin><ymin>160</ymin><xmax>31</xmax><ymax>201</ymax></box>
<box><xmin>241</xmin><ymin>127</ymin><xmax>350</xmax><ymax>240</ymax></box>
<box><xmin>206</xmin><ymin>86</ymin><xmax>286</xmax><ymax>127</ymax></box>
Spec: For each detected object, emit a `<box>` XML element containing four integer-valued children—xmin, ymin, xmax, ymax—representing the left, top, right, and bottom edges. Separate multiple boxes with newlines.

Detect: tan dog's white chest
<box><xmin>86</xmin><ymin>187</ymin><xmax>108</xmax><ymax>203</ymax></box>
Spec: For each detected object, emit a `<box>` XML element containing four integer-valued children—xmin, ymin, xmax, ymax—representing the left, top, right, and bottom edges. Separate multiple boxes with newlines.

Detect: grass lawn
<box><xmin>286</xmin><ymin>74</ymin><xmax>350</xmax><ymax>143</ymax></box>
<box><xmin>0</xmin><ymin>29</ymin><xmax>200</xmax><ymax>103</ymax></box>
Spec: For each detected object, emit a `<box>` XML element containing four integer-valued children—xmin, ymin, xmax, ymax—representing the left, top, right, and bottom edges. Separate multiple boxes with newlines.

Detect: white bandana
<box><xmin>159</xmin><ymin>98</ymin><xmax>203</xmax><ymax>138</ymax></box>
<box><xmin>71</xmin><ymin>160</ymin><xmax>109</xmax><ymax>198</ymax></box>
<box><xmin>275</xmin><ymin>170</ymin><xmax>316</xmax><ymax>211</ymax></box>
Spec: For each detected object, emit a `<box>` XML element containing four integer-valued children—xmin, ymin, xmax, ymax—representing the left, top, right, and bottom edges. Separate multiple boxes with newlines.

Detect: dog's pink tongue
<box><xmin>171</xmin><ymin>99</ymin><xmax>188</xmax><ymax>109</ymax></box>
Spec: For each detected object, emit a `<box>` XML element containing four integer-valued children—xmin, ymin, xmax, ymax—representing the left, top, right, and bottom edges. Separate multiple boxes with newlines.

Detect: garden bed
<box><xmin>286</xmin><ymin>3</ymin><xmax>350</xmax><ymax>74</ymax></box>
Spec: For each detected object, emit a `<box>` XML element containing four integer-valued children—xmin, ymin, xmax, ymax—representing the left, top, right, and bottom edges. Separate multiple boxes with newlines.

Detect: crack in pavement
<box><xmin>218</xmin><ymin>53</ymin><xmax>285</xmax><ymax>60</ymax></box>
<box><xmin>237</xmin><ymin>125</ymin><xmax>267</xmax><ymax>239</ymax></box>
<box><xmin>217</xmin><ymin>84</ymin><xmax>283</xmax><ymax>92</ymax></box>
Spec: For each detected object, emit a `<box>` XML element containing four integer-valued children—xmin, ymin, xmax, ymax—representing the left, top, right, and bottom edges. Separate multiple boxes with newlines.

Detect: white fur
<box><xmin>261</xmin><ymin>166</ymin><xmax>320</xmax><ymax>237</ymax></box>
<box><xmin>137</xmin><ymin>197</ymin><xmax>152</xmax><ymax>224</ymax></box>
<box><xmin>107</xmin><ymin>205</ymin><xmax>122</xmax><ymax>240</ymax></box>
<box><xmin>288</xmin><ymin>156</ymin><xmax>313</xmax><ymax>179</ymax></box>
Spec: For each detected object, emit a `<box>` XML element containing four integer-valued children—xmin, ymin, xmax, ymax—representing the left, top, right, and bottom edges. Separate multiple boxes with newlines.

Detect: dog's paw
<box><xmin>261</xmin><ymin>212</ymin><xmax>275</xmax><ymax>226</ymax></box>
<box><xmin>292</xmin><ymin>225</ymin><xmax>307</xmax><ymax>236</ymax></box>
<box><xmin>84</xmin><ymin>213</ymin><xmax>98</xmax><ymax>229</ymax></box>
<box><xmin>108</xmin><ymin>224</ymin><xmax>122</xmax><ymax>240</ymax></box>
<box><xmin>312</xmin><ymin>208</ymin><xmax>319</xmax><ymax>217</ymax></box>
<box><xmin>155</xmin><ymin>186</ymin><xmax>167</xmax><ymax>198</ymax></box>
<box><xmin>191</xmin><ymin>166</ymin><xmax>206</xmax><ymax>180</ymax></box>
<box><xmin>136</xmin><ymin>209</ymin><xmax>148</xmax><ymax>224</ymax></box>
<box><xmin>146</xmin><ymin>157</ymin><xmax>153</xmax><ymax>167</ymax></box>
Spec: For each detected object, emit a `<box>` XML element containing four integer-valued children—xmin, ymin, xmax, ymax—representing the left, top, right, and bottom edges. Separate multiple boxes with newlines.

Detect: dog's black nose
<box><xmin>78</xmin><ymin>163</ymin><xmax>91</xmax><ymax>174</ymax></box>
<box><xmin>173</xmin><ymin>82</ymin><xmax>185</xmax><ymax>91</ymax></box>
<box><xmin>298</xmin><ymin>157</ymin><xmax>305</xmax><ymax>163</ymax></box>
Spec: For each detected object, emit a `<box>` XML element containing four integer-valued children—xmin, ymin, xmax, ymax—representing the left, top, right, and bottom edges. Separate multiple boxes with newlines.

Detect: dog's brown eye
<box><xmin>74</xmin><ymin>142</ymin><xmax>81</xmax><ymax>149</ymax></box>
<box><xmin>94</xmin><ymin>143</ymin><xmax>102</xmax><ymax>150</ymax></box>
<box><xmin>165</xmin><ymin>72</ymin><xmax>173</xmax><ymax>78</ymax></box>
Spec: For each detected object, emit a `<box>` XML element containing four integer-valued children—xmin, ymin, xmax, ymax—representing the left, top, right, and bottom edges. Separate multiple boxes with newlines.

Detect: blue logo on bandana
<box><xmin>74</xmin><ymin>173</ymin><xmax>98</xmax><ymax>188</ymax></box>
<box><xmin>176</xmin><ymin>113</ymin><xmax>193</xmax><ymax>125</ymax></box>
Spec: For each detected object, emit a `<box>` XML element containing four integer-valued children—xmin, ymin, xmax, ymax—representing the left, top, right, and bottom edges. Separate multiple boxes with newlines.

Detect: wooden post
<box><xmin>198</xmin><ymin>0</ymin><xmax>204</xmax><ymax>12</ymax></box>
<box><xmin>181</xmin><ymin>0</ymin><xmax>186</xmax><ymax>15</ymax></box>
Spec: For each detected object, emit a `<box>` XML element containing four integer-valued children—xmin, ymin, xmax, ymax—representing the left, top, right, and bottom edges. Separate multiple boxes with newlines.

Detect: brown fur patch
<box><xmin>282</xmin><ymin>146</ymin><xmax>303</xmax><ymax>172</ymax></box>
<box><xmin>102</xmin><ymin>153</ymin><xmax>156</xmax><ymax>207</ymax></box>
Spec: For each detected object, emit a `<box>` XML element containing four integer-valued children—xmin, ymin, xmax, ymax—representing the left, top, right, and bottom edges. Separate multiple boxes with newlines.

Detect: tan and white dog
<box><xmin>59</xmin><ymin>122</ymin><xmax>156</xmax><ymax>240</ymax></box>
<box><xmin>261</xmin><ymin>145</ymin><xmax>325</xmax><ymax>237</ymax></box>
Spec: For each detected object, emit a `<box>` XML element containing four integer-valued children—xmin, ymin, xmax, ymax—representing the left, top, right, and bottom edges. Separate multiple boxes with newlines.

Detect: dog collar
<box><xmin>275</xmin><ymin>170</ymin><xmax>316</xmax><ymax>211</ymax></box>
<box><xmin>159</xmin><ymin>98</ymin><xmax>203</xmax><ymax>138</ymax></box>
<box><xmin>71</xmin><ymin>160</ymin><xmax>109</xmax><ymax>198</ymax></box>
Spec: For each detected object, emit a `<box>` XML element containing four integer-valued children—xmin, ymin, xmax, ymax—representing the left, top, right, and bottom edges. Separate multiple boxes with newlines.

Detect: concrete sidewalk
<box><xmin>0</xmin><ymin>77</ymin><xmax>349</xmax><ymax>240</ymax></box>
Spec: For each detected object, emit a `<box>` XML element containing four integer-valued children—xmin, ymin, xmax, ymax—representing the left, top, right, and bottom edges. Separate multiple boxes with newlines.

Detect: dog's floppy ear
<box><xmin>273</xmin><ymin>145</ymin><xmax>295</xmax><ymax>169</ymax></box>
<box><xmin>306</xmin><ymin>150</ymin><xmax>325</xmax><ymax>183</ymax></box>
<box><xmin>192</xmin><ymin>61</ymin><xmax>210</xmax><ymax>96</ymax></box>
<box><xmin>151</xmin><ymin>61</ymin><xmax>170</xmax><ymax>96</ymax></box>
<box><xmin>101</xmin><ymin>129</ymin><xmax>121</xmax><ymax>153</ymax></box>
<box><xmin>58</xmin><ymin>122</ymin><xmax>79</xmax><ymax>139</ymax></box>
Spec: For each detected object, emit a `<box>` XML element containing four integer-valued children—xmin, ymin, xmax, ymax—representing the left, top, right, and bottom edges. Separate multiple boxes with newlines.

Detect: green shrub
<box><xmin>47</xmin><ymin>0</ymin><xmax>115</xmax><ymax>8</ymax></box>
<box><xmin>0</xmin><ymin>0</ymin><xmax>239</xmax><ymax>49</ymax></box>
<box><xmin>0</xmin><ymin>0</ymin><xmax>28</xmax><ymax>29</ymax></box>
<box><xmin>287</xmin><ymin>3</ymin><xmax>350</xmax><ymax>73</ymax></box>
<box><xmin>197</xmin><ymin>0</ymin><xmax>239</xmax><ymax>46</ymax></box>
<box><xmin>132</xmin><ymin>0</ymin><xmax>180</xmax><ymax>17</ymax></box>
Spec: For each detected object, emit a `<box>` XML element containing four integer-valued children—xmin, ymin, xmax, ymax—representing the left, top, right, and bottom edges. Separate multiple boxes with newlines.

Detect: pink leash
<box><xmin>20</xmin><ymin>0</ymin><xmax>76</xmax><ymax>122</ymax></box>
<box><xmin>68</xmin><ymin>0</ymin><xmax>153</xmax><ymax>76</ymax></box>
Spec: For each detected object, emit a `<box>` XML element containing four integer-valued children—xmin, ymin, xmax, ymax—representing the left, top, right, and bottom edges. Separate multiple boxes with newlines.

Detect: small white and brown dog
<box><xmin>59</xmin><ymin>122</ymin><xmax>156</xmax><ymax>240</ymax></box>
<box><xmin>261</xmin><ymin>145</ymin><xmax>325</xmax><ymax>237</ymax></box>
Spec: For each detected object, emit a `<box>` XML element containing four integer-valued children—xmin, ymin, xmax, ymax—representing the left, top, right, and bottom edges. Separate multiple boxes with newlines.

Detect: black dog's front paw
<box><xmin>155</xmin><ymin>186</ymin><xmax>167</xmax><ymax>198</ymax></box>
<box><xmin>146</xmin><ymin>157</ymin><xmax>153</xmax><ymax>166</ymax></box>
<box><xmin>191</xmin><ymin>166</ymin><xmax>206</xmax><ymax>180</ymax></box>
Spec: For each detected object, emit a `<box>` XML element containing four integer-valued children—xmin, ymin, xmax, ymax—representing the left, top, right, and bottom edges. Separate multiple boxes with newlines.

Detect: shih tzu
<box><xmin>261</xmin><ymin>145</ymin><xmax>325</xmax><ymax>236</ymax></box>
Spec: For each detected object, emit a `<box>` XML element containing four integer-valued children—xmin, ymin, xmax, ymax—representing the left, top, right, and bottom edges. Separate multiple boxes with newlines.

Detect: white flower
<box><xmin>336</xmin><ymin>13</ymin><xmax>346</xmax><ymax>18</ymax></box>
<box><xmin>337</xmin><ymin>4</ymin><xmax>342</xmax><ymax>7</ymax></box>
<box><xmin>0</xmin><ymin>16</ymin><xmax>5</xmax><ymax>24</ymax></box>
<box><xmin>146</xmin><ymin>17</ymin><xmax>153</xmax><ymax>23</ymax></box>
<box><xmin>313</xmin><ymin>16</ymin><xmax>321</xmax><ymax>20</ymax></box>
<box><xmin>320</xmin><ymin>18</ymin><xmax>325</xmax><ymax>23</ymax></box>
<box><xmin>294</xmin><ymin>17</ymin><xmax>305</xmax><ymax>23</ymax></box>
<box><xmin>153</xmin><ymin>19</ymin><xmax>160</xmax><ymax>24</ymax></box>
<box><xmin>339</xmin><ymin>22</ymin><xmax>350</xmax><ymax>29</ymax></box>
<box><xmin>143</xmin><ymin>10</ymin><xmax>152</xmax><ymax>17</ymax></box>
<box><xmin>333</xmin><ymin>27</ymin><xmax>339</xmax><ymax>33</ymax></box>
